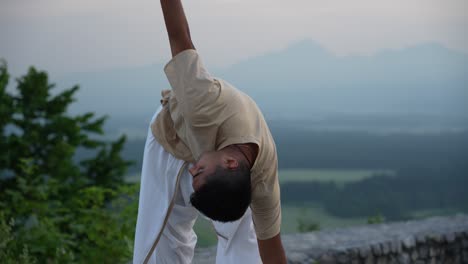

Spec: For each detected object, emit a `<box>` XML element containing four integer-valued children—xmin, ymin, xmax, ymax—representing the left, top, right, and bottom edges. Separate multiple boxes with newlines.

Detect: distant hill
<box><xmin>57</xmin><ymin>40</ymin><xmax>468</xmax><ymax>134</ymax></box>
<box><xmin>218</xmin><ymin>40</ymin><xmax>468</xmax><ymax>119</ymax></box>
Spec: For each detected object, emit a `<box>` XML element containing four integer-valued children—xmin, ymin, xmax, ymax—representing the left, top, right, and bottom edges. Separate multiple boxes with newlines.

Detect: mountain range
<box><xmin>56</xmin><ymin>40</ymin><xmax>468</xmax><ymax>135</ymax></box>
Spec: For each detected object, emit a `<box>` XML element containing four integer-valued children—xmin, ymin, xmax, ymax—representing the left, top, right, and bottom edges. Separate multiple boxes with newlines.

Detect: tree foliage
<box><xmin>0</xmin><ymin>60</ymin><xmax>138</xmax><ymax>263</ymax></box>
<box><xmin>367</xmin><ymin>213</ymin><xmax>385</xmax><ymax>225</ymax></box>
<box><xmin>296</xmin><ymin>209</ymin><xmax>320</xmax><ymax>233</ymax></box>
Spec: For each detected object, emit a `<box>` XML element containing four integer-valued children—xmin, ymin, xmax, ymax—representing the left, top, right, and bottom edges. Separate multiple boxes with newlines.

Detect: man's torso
<box><xmin>151</xmin><ymin>50</ymin><xmax>281</xmax><ymax>240</ymax></box>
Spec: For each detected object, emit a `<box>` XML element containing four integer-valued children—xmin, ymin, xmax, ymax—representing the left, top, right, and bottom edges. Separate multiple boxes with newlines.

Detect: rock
<box><xmin>287</xmin><ymin>252</ymin><xmax>308</xmax><ymax>264</ymax></box>
<box><xmin>390</xmin><ymin>239</ymin><xmax>401</xmax><ymax>253</ymax></box>
<box><xmin>346</xmin><ymin>247</ymin><xmax>359</xmax><ymax>258</ymax></box>
<box><xmin>372</xmin><ymin>243</ymin><xmax>382</xmax><ymax>256</ymax></box>
<box><xmin>318</xmin><ymin>253</ymin><xmax>336</xmax><ymax>264</ymax></box>
<box><xmin>419</xmin><ymin>245</ymin><xmax>429</xmax><ymax>258</ymax></box>
<box><xmin>381</xmin><ymin>241</ymin><xmax>390</xmax><ymax>255</ymax></box>
<box><xmin>336</xmin><ymin>253</ymin><xmax>349</xmax><ymax>264</ymax></box>
<box><xmin>411</xmin><ymin>250</ymin><xmax>419</xmax><ymax>261</ymax></box>
<box><xmin>447</xmin><ymin>243</ymin><xmax>460</xmax><ymax>254</ymax></box>
<box><xmin>364</xmin><ymin>254</ymin><xmax>375</xmax><ymax>264</ymax></box>
<box><xmin>397</xmin><ymin>253</ymin><xmax>410</xmax><ymax>264</ymax></box>
<box><xmin>376</xmin><ymin>256</ymin><xmax>388</xmax><ymax>264</ymax></box>
<box><xmin>445</xmin><ymin>233</ymin><xmax>456</xmax><ymax>243</ymax></box>
<box><xmin>462</xmin><ymin>239</ymin><xmax>468</xmax><ymax>248</ymax></box>
<box><xmin>359</xmin><ymin>245</ymin><xmax>371</xmax><ymax>258</ymax></box>
<box><xmin>428</xmin><ymin>233</ymin><xmax>443</xmax><ymax>243</ymax></box>
<box><xmin>387</xmin><ymin>255</ymin><xmax>399</xmax><ymax>264</ymax></box>
<box><xmin>416</xmin><ymin>233</ymin><xmax>426</xmax><ymax>244</ymax></box>
<box><xmin>462</xmin><ymin>250</ymin><xmax>468</xmax><ymax>263</ymax></box>
<box><xmin>402</xmin><ymin>236</ymin><xmax>416</xmax><ymax>249</ymax></box>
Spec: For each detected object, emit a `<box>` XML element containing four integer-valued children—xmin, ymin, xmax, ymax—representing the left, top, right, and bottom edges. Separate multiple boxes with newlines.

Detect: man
<box><xmin>133</xmin><ymin>0</ymin><xmax>287</xmax><ymax>263</ymax></box>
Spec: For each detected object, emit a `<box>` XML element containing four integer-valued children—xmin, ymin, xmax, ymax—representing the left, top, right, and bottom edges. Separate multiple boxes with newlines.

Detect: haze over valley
<box><xmin>51</xmin><ymin>40</ymin><xmax>468</xmax><ymax>138</ymax></box>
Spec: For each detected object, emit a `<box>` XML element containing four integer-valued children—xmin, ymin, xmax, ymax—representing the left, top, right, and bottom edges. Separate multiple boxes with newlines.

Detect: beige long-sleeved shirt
<box><xmin>151</xmin><ymin>49</ymin><xmax>281</xmax><ymax>240</ymax></box>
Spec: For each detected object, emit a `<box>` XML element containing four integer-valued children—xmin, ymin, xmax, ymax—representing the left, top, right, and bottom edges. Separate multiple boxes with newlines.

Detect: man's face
<box><xmin>189</xmin><ymin>151</ymin><xmax>223</xmax><ymax>191</ymax></box>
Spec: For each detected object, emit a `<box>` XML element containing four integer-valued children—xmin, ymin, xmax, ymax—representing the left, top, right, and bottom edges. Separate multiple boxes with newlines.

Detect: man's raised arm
<box><xmin>160</xmin><ymin>0</ymin><xmax>195</xmax><ymax>57</ymax></box>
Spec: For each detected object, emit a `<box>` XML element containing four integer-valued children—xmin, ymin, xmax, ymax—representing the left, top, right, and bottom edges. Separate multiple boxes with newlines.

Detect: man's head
<box><xmin>189</xmin><ymin>147</ymin><xmax>251</xmax><ymax>222</ymax></box>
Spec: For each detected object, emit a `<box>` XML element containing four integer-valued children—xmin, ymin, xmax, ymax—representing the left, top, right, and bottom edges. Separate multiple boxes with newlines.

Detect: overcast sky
<box><xmin>1</xmin><ymin>0</ymin><xmax>467</xmax><ymax>76</ymax></box>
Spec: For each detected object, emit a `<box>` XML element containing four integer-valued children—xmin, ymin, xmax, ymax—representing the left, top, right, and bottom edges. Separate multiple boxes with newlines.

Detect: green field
<box><xmin>407</xmin><ymin>208</ymin><xmax>463</xmax><ymax>220</ymax></box>
<box><xmin>279</xmin><ymin>169</ymin><xmax>394</xmax><ymax>187</ymax></box>
<box><xmin>280</xmin><ymin>203</ymin><xmax>368</xmax><ymax>232</ymax></box>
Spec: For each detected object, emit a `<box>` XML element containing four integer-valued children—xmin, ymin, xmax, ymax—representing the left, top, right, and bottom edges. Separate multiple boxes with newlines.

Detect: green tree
<box><xmin>367</xmin><ymin>213</ymin><xmax>385</xmax><ymax>224</ymax></box>
<box><xmin>296</xmin><ymin>208</ymin><xmax>320</xmax><ymax>233</ymax></box>
<box><xmin>0</xmin><ymin>60</ymin><xmax>138</xmax><ymax>263</ymax></box>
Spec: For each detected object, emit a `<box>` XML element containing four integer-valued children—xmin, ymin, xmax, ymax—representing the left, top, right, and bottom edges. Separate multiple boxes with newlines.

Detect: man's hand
<box><xmin>160</xmin><ymin>0</ymin><xmax>195</xmax><ymax>57</ymax></box>
<box><xmin>257</xmin><ymin>233</ymin><xmax>287</xmax><ymax>264</ymax></box>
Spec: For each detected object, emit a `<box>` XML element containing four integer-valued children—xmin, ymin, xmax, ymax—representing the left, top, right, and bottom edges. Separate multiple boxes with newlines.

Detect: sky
<box><xmin>1</xmin><ymin>0</ymin><xmax>467</xmax><ymax>76</ymax></box>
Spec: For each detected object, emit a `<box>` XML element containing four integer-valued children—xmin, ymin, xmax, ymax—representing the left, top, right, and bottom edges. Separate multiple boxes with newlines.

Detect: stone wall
<box><xmin>193</xmin><ymin>214</ymin><xmax>468</xmax><ymax>264</ymax></box>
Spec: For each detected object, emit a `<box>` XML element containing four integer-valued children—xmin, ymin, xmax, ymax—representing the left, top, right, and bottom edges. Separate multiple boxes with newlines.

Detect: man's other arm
<box><xmin>258</xmin><ymin>233</ymin><xmax>287</xmax><ymax>264</ymax></box>
<box><xmin>160</xmin><ymin>0</ymin><xmax>195</xmax><ymax>57</ymax></box>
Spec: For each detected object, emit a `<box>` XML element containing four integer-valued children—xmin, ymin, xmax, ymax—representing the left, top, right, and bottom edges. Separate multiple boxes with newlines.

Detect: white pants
<box><xmin>133</xmin><ymin>108</ymin><xmax>261</xmax><ymax>264</ymax></box>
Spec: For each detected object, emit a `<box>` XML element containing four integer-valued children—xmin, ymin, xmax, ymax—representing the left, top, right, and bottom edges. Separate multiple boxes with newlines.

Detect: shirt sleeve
<box><xmin>164</xmin><ymin>49</ymin><xmax>224</xmax><ymax>126</ymax></box>
<box><xmin>250</xmin><ymin>168</ymin><xmax>282</xmax><ymax>240</ymax></box>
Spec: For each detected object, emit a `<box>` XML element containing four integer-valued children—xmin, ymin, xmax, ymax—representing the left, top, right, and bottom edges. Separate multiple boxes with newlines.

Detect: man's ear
<box><xmin>188</xmin><ymin>163</ymin><xmax>199</xmax><ymax>176</ymax></box>
<box><xmin>225</xmin><ymin>156</ymin><xmax>239</xmax><ymax>170</ymax></box>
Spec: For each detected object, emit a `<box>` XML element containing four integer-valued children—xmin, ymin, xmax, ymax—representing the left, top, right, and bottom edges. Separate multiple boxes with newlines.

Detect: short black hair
<box><xmin>190</xmin><ymin>161</ymin><xmax>251</xmax><ymax>222</ymax></box>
